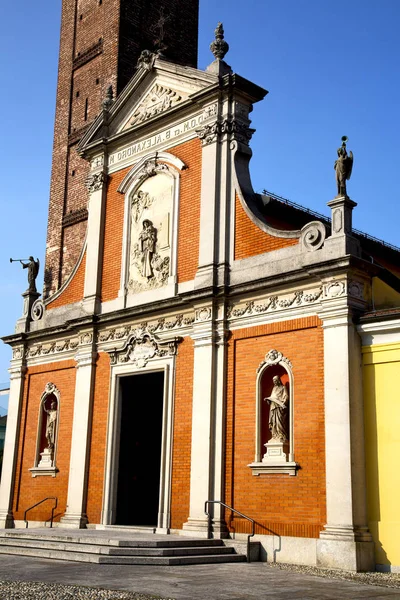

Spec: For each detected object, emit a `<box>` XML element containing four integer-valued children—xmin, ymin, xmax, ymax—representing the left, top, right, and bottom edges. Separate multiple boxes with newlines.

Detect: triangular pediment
<box><xmin>78</xmin><ymin>59</ymin><xmax>219</xmax><ymax>153</ymax></box>
<box><xmin>120</xmin><ymin>82</ymin><xmax>185</xmax><ymax>131</ymax></box>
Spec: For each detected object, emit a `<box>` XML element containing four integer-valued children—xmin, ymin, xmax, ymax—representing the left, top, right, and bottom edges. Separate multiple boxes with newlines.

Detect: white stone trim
<box><xmin>101</xmin><ymin>356</ymin><xmax>176</xmax><ymax>531</ymax></box>
<box><xmin>317</xmin><ymin>304</ymin><xmax>373</xmax><ymax>570</ymax></box>
<box><xmin>357</xmin><ymin>318</ymin><xmax>400</xmax><ymax>346</ymax></box>
<box><xmin>61</xmin><ymin>349</ymin><xmax>97</xmax><ymax>528</ymax></box>
<box><xmin>117</xmin><ymin>153</ymin><xmax>183</xmax><ymax>306</ymax></box>
<box><xmin>0</xmin><ymin>362</ymin><xmax>26</xmax><ymax>528</ymax></box>
<box><xmin>83</xmin><ymin>172</ymin><xmax>108</xmax><ymax>310</ymax></box>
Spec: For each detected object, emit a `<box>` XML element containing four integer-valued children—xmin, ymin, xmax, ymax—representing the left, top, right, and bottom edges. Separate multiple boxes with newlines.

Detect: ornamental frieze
<box><xmin>227</xmin><ymin>287</ymin><xmax>324</xmax><ymax>319</ymax></box>
<box><xmin>97</xmin><ymin>313</ymin><xmax>195</xmax><ymax>344</ymax></box>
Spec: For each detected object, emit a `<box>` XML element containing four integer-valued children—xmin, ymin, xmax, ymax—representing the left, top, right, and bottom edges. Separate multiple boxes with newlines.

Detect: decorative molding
<box><xmin>31</xmin><ymin>299</ymin><xmax>44</xmax><ymax>321</ymax></box>
<box><xmin>117</xmin><ymin>152</ymin><xmax>186</xmax><ymax>195</ymax></box>
<box><xmin>196</xmin><ymin>118</ymin><xmax>254</xmax><ymax>146</ymax></box>
<box><xmin>108</xmin><ymin>329</ymin><xmax>182</xmax><ymax>368</ymax></box>
<box><xmin>26</xmin><ymin>337</ymin><xmax>80</xmax><ymax>359</ymax></box>
<box><xmin>324</xmin><ymin>280</ymin><xmax>346</xmax><ymax>298</ymax></box>
<box><xmin>85</xmin><ymin>171</ymin><xmax>107</xmax><ymax>193</ymax></box>
<box><xmin>62</xmin><ymin>207</ymin><xmax>88</xmax><ymax>228</ymax></box>
<box><xmin>75</xmin><ymin>350</ymin><xmax>97</xmax><ymax>368</ymax></box>
<box><xmin>98</xmin><ymin>313</ymin><xmax>195</xmax><ymax>344</ymax></box>
<box><xmin>227</xmin><ymin>287</ymin><xmax>323</xmax><ymax>320</ymax></box>
<box><xmin>257</xmin><ymin>349</ymin><xmax>293</xmax><ymax>374</ymax></box>
<box><xmin>348</xmin><ymin>280</ymin><xmax>364</xmax><ymax>299</ymax></box>
<box><xmin>125</xmin><ymin>84</ymin><xmax>182</xmax><ymax>129</ymax></box>
<box><xmin>195</xmin><ymin>307</ymin><xmax>212</xmax><ymax>322</ymax></box>
<box><xmin>8</xmin><ymin>364</ymin><xmax>27</xmax><ymax>380</ymax></box>
<box><xmin>300</xmin><ymin>221</ymin><xmax>326</xmax><ymax>251</ymax></box>
<box><xmin>248</xmin><ymin>462</ymin><xmax>298</xmax><ymax>476</ymax></box>
<box><xmin>72</xmin><ymin>39</ymin><xmax>103</xmax><ymax>71</ymax></box>
<box><xmin>196</xmin><ymin>121</ymin><xmax>220</xmax><ymax>145</ymax></box>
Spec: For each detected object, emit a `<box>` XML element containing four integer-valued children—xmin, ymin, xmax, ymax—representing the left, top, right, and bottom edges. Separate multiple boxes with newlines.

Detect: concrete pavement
<box><xmin>0</xmin><ymin>555</ymin><xmax>399</xmax><ymax>599</ymax></box>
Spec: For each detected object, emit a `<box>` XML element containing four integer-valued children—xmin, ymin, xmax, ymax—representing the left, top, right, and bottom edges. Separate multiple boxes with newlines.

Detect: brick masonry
<box><xmin>12</xmin><ymin>361</ymin><xmax>76</xmax><ymax>522</ymax></box>
<box><xmin>45</xmin><ymin>0</ymin><xmax>199</xmax><ymax>298</ymax></box>
<box><xmin>225</xmin><ymin>317</ymin><xmax>326</xmax><ymax>538</ymax></box>
<box><xmin>170</xmin><ymin>337</ymin><xmax>194</xmax><ymax>529</ymax></box>
<box><xmin>234</xmin><ymin>195</ymin><xmax>299</xmax><ymax>259</ymax></box>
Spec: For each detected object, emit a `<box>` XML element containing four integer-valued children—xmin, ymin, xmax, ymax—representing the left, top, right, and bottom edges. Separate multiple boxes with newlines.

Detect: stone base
<box><xmin>38</xmin><ymin>448</ymin><xmax>53</xmax><ymax>468</ymax></box>
<box><xmin>317</xmin><ymin>538</ymin><xmax>375</xmax><ymax>572</ymax></box>
<box><xmin>262</xmin><ymin>440</ymin><xmax>288</xmax><ymax>463</ymax></box>
<box><xmin>0</xmin><ymin>510</ymin><xmax>15</xmax><ymax>529</ymax></box>
<box><xmin>60</xmin><ymin>513</ymin><xmax>88</xmax><ymax>529</ymax></box>
<box><xmin>182</xmin><ymin>517</ymin><xmax>229</xmax><ymax>539</ymax></box>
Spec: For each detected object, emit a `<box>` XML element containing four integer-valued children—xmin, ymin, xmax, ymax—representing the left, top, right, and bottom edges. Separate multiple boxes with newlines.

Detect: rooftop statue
<box><xmin>334</xmin><ymin>136</ymin><xmax>353</xmax><ymax>197</ymax></box>
<box><xmin>10</xmin><ymin>256</ymin><xmax>40</xmax><ymax>293</ymax></box>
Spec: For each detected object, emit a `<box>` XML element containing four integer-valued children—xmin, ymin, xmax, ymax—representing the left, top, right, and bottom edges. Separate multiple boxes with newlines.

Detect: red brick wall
<box><xmin>45</xmin><ymin>0</ymin><xmax>199</xmax><ymax>297</ymax></box>
<box><xmin>46</xmin><ymin>251</ymin><xmax>86</xmax><ymax>309</ymax></box>
<box><xmin>12</xmin><ymin>361</ymin><xmax>76</xmax><ymax>522</ymax></box>
<box><xmin>170</xmin><ymin>337</ymin><xmax>194</xmax><ymax>529</ymax></box>
<box><xmin>234</xmin><ymin>196</ymin><xmax>299</xmax><ymax>260</ymax></box>
<box><xmin>172</xmin><ymin>138</ymin><xmax>201</xmax><ymax>283</ymax></box>
<box><xmin>86</xmin><ymin>352</ymin><xmax>111</xmax><ymax>523</ymax></box>
<box><xmin>225</xmin><ymin>317</ymin><xmax>326</xmax><ymax>538</ymax></box>
<box><xmin>101</xmin><ymin>167</ymin><xmax>130</xmax><ymax>303</ymax></box>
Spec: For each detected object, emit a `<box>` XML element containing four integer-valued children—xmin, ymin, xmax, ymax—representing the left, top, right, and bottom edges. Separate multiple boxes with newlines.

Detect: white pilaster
<box><xmin>0</xmin><ymin>360</ymin><xmax>26</xmax><ymax>528</ymax></box>
<box><xmin>317</xmin><ymin>304</ymin><xmax>374</xmax><ymax>571</ymax></box>
<box><xmin>182</xmin><ymin>309</ymin><xmax>228</xmax><ymax>538</ymax></box>
<box><xmin>60</xmin><ymin>347</ymin><xmax>96</xmax><ymax>528</ymax></box>
<box><xmin>194</xmin><ymin>138</ymin><xmax>219</xmax><ymax>289</ymax></box>
<box><xmin>83</xmin><ymin>169</ymin><xmax>107</xmax><ymax>313</ymax></box>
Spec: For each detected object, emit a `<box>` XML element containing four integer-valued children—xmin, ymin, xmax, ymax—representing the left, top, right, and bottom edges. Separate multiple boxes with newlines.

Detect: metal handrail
<box><xmin>204</xmin><ymin>500</ymin><xmax>255</xmax><ymax>563</ymax></box>
<box><xmin>24</xmin><ymin>497</ymin><xmax>58</xmax><ymax>529</ymax></box>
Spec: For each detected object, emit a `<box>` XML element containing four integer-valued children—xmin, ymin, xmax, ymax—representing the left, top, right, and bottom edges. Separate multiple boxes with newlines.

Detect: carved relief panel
<box><xmin>128</xmin><ymin>172</ymin><xmax>173</xmax><ymax>294</ymax></box>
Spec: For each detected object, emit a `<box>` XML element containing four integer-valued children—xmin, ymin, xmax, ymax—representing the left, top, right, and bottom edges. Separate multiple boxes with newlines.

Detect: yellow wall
<box><xmin>363</xmin><ymin>342</ymin><xmax>400</xmax><ymax>569</ymax></box>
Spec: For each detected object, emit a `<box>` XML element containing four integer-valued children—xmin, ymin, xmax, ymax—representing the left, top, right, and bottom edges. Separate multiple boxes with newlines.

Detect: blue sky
<box><xmin>0</xmin><ymin>0</ymin><xmax>399</xmax><ymax>389</ymax></box>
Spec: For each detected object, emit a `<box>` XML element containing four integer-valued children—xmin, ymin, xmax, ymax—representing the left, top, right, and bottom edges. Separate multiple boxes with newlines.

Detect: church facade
<box><xmin>1</xmin><ymin>2</ymin><xmax>400</xmax><ymax>574</ymax></box>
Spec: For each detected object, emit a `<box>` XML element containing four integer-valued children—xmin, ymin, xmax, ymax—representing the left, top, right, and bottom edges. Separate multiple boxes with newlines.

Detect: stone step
<box><xmin>98</xmin><ymin>525</ymin><xmax>156</xmax><ymax>534</ymax></box>
<box><xmin>0</xmin><ymin>537</ymin><xmax>235</xmax><ymax>557</ymax></box>
<box><xmin>0</xmin><ymin>531</ymin><xmax>223</xmax><ymax>548</ymax></box>
<box><xmin>0</xmin><ymin>545</ymin><xmax>246</xmax><ymax>565</ymax></box>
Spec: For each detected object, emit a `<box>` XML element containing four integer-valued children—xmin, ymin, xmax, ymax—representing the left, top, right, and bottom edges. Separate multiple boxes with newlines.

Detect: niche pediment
<box><xmin>108</xmin><ymin>328</ymin><xmax>182</xmax><ymax>368</ymax></box>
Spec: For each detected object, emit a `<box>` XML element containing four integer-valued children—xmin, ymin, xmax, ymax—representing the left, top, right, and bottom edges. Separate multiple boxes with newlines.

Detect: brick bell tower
<box><xmin>45</xmin><ymin>0</ymin><xmax>199</xmax><ymax>298</ymax></box>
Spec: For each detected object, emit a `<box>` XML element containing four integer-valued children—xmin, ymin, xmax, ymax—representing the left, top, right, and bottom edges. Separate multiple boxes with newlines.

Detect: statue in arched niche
<box><xmin>264</xmin><ymin>375</ymin><xmax>288</xmax><ymax>443</ymax></box>
<box><xmin>44</xmin><ymin>399</ymin><xmax>58</xmax><ymax>450</ymax></box>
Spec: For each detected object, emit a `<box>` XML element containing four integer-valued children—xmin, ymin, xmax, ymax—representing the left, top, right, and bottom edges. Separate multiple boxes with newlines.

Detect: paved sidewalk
<box><xmin>0</xmin><ymin>555</ymin><xmax>399</xmax><ymax>599</ymax></box>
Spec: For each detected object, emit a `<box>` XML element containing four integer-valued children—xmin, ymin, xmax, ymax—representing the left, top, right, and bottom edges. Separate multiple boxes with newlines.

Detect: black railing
<box><xmin>24</xmin><ymin>497</ymin><xmax>58</xmax><ymax>529</ymax></box>
<box><xmin>204</xmin><ymin>500</ymin><xmax>255</xmax><ymax>563</ymax></box>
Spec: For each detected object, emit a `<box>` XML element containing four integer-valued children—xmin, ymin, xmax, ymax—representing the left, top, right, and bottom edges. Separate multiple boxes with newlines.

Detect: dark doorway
<box><xmin>115</xmin><ymin>371</ymin><xmax>164</xmax><ymax>526</ymax></box>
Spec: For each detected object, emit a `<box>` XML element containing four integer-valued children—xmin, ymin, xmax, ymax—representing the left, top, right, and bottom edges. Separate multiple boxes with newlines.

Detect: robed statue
<box><xmin>139</xmin><ymin>219</ymin><xmax>156</xmax><ymax>279</ymax></box>
<box><xmin>334</xmin><ymin>136</ymin><xmax>353</xmax><ymax>197</ymax></box>
<box><xmin>264</xmin><ymin>375</ymin><xmax>288</xmax><ymax>443</ymax></box>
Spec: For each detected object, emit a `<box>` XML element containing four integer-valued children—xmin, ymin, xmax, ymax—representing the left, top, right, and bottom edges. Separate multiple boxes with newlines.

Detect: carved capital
<box><xmin>85</xmin><ymin>171</ymin><xmax>107</xmax><ymax>193</ymax></box>
<box><xmin>196</xmin><ymin>119</ymin><xmax>254</xmax><ymax>146</ymax></box>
